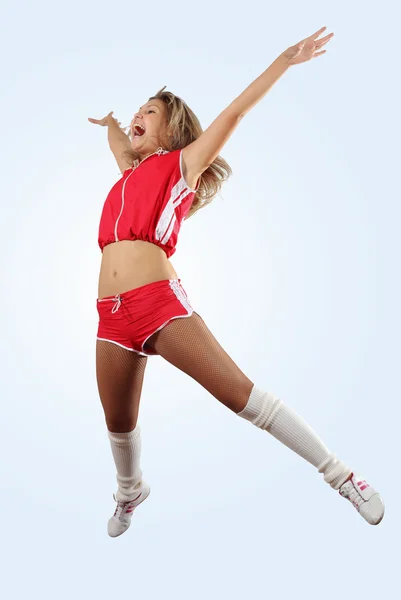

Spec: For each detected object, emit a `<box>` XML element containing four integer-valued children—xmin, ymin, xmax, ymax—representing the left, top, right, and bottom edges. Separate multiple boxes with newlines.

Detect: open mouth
<box><xmin>132</xmin><ymin>123</ymin><xmax>145</xmax><ymax>137</ymax></box>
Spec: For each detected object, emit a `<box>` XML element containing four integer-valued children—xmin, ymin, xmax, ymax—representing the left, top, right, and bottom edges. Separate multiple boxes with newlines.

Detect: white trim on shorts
<box><xmin>96</xmin><ymin>337</ymin><xmax>148</xmax><ymax>357</ymax></box>
<box><xmin>97</xmin><ymin>279</ymin><xmax>194</xmax><ymax>357</ymax></box>
<box><xmin>141</xmin><ymin>311</ymin><xmax>193</xmax><ymax>354</ymax></box>
<box><xmin>140</xmin><ymin>279</ymin><xmax>194</xmax><ymax>353</ymax></box>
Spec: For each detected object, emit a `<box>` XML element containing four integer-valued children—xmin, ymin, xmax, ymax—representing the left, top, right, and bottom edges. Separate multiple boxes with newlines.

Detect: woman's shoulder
<box><xmin>155</xmin><ymin>148</ymin><xmax>182</xmax><ymax>170</ymax></box>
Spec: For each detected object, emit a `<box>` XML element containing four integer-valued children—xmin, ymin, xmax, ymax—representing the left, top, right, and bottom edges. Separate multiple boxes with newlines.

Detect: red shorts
<box><xmin>97</xmin><ymin>279</ymin><xmax>193</xmax><ymax>356</ymax></box>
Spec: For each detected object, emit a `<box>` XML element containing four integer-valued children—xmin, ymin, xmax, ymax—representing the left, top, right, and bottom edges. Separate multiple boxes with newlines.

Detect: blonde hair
<box><xmin>124</xmin><ymin>87</ymin><xmax>232</xmax><ymax>218</ymax></box>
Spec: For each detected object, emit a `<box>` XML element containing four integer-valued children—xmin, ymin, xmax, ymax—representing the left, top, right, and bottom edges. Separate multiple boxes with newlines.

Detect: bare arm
<box><xmin>182</xmin><ymin>27</ymin><xmax>333</xmax><ymax>187</ymax></box>
<box><xmin>88</xmin><ymin>111</ymin><xmax>132</xmax><ymax>173</ymax></box>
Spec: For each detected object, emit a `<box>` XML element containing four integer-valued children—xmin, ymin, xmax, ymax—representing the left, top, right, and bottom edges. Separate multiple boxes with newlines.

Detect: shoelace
<box><xmin>112</xmin><ymin>495</ymin><xmax>135</xmax><ymax>519</ymax></box>
<box><xmin>340</xmin><ymin>483</ymin><xmax>364</xmax><ymax>510</ymax></box>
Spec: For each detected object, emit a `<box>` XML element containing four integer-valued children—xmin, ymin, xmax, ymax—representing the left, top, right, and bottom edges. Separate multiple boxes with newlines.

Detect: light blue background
<box><xmin>1</xmin><ymin>0</ymin><xmax>399</xmax><ymax>598</ymax></box>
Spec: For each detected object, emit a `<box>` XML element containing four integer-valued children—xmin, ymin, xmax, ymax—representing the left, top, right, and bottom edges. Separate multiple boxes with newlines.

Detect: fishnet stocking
<box><xmin>96</xmin><ymin>341</ymin><xmax>148</xmax><ymax>432</ymax></box>
<box><xmin>146</xmin><ymin>313</ymin><xmax>254</xmax><ymax>413</ymax></box>
<box><xmin>145</xmin><ymin>314</ymin><xmax>352</xmax><ymax>490</ymax></box>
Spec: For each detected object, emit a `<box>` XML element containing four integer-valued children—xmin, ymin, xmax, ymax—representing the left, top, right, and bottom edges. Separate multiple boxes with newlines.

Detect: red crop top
<box><xmin>98</xmin><ymin>148</ymin><xmax>198</xmax><ymax>258</ymax></box>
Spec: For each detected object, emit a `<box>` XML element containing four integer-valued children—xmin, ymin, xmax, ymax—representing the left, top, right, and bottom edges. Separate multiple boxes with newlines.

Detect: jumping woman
<box><xmin>89</xmin><ymin>27</ymin><xmax>384</xmax><ymax>537</ymax></box>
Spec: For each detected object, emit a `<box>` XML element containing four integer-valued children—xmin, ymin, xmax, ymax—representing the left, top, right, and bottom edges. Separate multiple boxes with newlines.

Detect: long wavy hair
<box><xmin>123</xmin><ymin>87</ymin><xmax>232</xmax><ymax>218</ymax></box>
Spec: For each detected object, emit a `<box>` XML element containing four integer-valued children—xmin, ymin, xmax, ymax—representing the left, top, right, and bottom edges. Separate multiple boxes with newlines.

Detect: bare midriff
<box><xmin>97</xmin><ymin>240</ymin><xmax>178</xmax><ymax>299</ymax></box>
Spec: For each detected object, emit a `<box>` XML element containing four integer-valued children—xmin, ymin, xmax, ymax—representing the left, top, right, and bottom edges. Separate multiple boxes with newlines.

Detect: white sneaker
<box><xmin>107</xmin><ymin>482</ymin><xmax>151</xmax><ymax>538</ymax></box>
<box><xmin>339</xmin><ymin>474</ymin><xmax>384</xmax><ymax>525</ymax></box>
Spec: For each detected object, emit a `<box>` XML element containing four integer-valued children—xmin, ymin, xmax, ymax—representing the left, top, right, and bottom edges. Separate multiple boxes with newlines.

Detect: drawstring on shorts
<box><xmin>98</xmin><ymin>294</ymin><xmax>122</xmax><ymax>314</ymax></box>
<box><xmin>111</xmin><ymin>295</ymin><xmax>122</xmax><ymax>313</ymax></box>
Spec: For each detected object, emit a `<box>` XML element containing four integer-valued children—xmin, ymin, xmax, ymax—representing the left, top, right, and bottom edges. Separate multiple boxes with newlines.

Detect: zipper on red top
<box><xmin>114</xmin><ymin>147</ymin><xmax>168</xmax><ymax>242</ymax></box>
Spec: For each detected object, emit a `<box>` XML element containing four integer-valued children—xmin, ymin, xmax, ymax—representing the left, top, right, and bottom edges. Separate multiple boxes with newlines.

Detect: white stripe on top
<box><xmin>155</xmin><ymin>176</ymin><xmax>192</xmax><ymax>245</ymax></box>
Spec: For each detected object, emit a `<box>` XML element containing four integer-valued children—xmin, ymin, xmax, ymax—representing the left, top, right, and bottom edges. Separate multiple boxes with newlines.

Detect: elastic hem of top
<box><xmin>98</xmin><ymin>238</ymin><xmax>174</xmax><ymax>258</ymax></box>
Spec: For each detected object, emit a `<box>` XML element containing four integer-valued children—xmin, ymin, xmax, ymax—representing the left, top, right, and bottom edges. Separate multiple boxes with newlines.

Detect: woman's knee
<box><xmin>106</xmin><ymin>416</ymin><xmax>138</xmax><ymax>433</ymax></box>
<box><xmin>102</xmin><ymin>403</ymin><xmax>139</xmax><ymax>433</ymax></box>
<box><xmin>218</xmin><ymin>379</ymin><xmax>253</xmax><ymax>414</ymax></box>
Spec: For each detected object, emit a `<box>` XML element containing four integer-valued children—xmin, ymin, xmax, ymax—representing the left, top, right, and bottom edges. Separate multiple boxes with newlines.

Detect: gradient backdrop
<box><xmin>1</xmin><ymin>0</ymin><xmax>400</xmax><ymax>598</ymax></box>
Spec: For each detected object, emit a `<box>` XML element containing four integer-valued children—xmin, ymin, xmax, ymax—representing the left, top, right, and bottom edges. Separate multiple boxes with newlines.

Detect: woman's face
<box><xmin>130</xmin><ymin>99</ymin><xmax>168</xmax><ymax>156</ymax></box>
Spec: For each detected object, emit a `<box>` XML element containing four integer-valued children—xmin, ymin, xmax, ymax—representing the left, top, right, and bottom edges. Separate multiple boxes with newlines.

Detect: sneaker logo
<box><xmin>124</xmin><ymin>492</ymin><xmax>142</xmax><ymax>514</ymax></box>
<box><xmin>357</xmin><ymin>480</ymin><xmax>369</xmax><ymax>492</ymax></box>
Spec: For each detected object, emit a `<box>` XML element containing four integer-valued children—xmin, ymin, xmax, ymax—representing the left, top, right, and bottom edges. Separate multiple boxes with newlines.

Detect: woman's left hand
<box><xmin>282</xmin><ymin>27</ymin><xmax>334</xmax><ymax>65</ymax></box>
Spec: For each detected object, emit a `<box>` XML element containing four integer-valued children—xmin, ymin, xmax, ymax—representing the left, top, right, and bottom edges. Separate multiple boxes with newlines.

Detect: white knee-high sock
<box><xmin>108</xmin><ymin>427</ymin><xmax>143</xmax><ymax>502</ymax></box>
<box><xmin>238</xmin><ymin>386</ymin><xmax>351</xmax><ymax>489</ymax></box>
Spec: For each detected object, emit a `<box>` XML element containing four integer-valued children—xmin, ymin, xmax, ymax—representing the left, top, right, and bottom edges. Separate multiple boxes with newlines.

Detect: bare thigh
<box><xmin>146</xmin><ymin>313</ymin><xmax>253</xmax><ymax>413</ymax></box>
<box><xmin>96</xmin><ymin>340</ymin><xmax>148</xmax><ymax>432</ymax></box>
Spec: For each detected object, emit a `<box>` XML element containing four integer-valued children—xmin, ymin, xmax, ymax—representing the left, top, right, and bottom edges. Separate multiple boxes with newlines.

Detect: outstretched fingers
<box><xmin>88</xmin><ymin>111</ymin><xmax>114</xmax><ymax>126</ymax></box>
<box><xmin>307</xmin><ymin>26</ymin><xmax>327</xmax><ymax>41</ymax></box>
<box><xmin>312</xmin><ymin>33</ymin><xmax>334</xmax><ymax>59</ymax></box>
<box><xmin>315</xmin><ymin>33</ymin><xmax>334</xmax><ymax>48</ymax></box>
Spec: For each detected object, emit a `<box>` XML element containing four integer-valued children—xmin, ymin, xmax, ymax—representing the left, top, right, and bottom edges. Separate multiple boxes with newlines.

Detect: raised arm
<box><xmin>182</xmin><ymin>27</ymin><xmax>333</xmax><ymax>189</ymax></box>
<box><xmin>88</xmin><ymin>111</ymin><xmax>132</xmax><ymax>173</ymax></box>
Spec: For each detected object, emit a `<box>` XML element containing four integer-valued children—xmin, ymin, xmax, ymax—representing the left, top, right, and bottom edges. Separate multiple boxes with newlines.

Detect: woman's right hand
<box><xmin>88</xmin><ymin>111</ymin><xmax>121</xmax><ymax>127</ymax></box>
<box><xmin>88</xmin><ymin>111</ymin><xmax>132</xmax><ymax>172</ymax></box>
